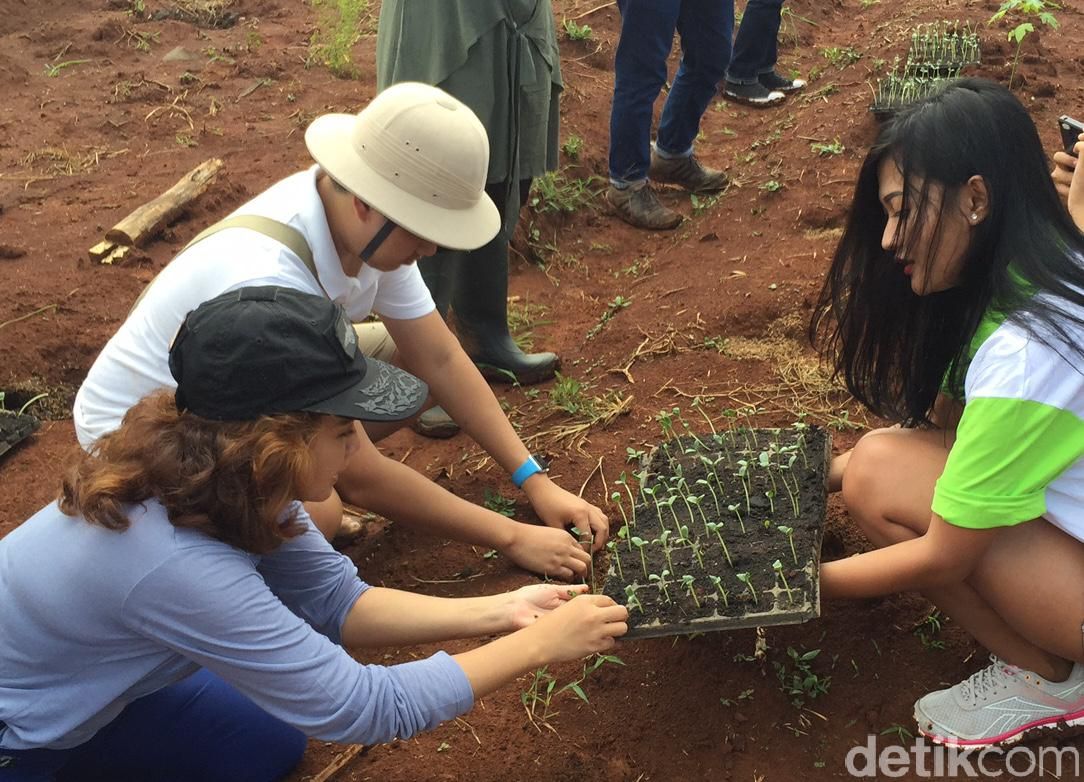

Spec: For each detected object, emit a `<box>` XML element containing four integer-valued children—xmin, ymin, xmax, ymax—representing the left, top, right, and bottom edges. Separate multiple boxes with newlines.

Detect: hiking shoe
<box><xmin>914</xmin><ymin>655</ymin><xmax>1084</xmax><ymax>747</ymax></box>
<box><xmin>606</xmin><ymin>182</ymin><xmax>683</xmax><ymax>230</ymax></box>
<box><xmin>412</xmin><ymin>405</ymin><xmax>460</xmax><ymax>439</ymax></box>
<box><xmin>648</xmin><ymin>152</ymin><xmax>729</xmax><ymax>194</ymax></box>
<box><xmin>758</xmin><ymin>70</ymin><xmax>807</xmax><ymax>93</ymax></box>
<box><xmin>722</xmin><ymin>80</ymin><xmax>786</xmax><ymax>107</ymax></box>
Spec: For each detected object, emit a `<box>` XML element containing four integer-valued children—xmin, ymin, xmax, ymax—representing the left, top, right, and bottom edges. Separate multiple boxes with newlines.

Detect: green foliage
<box><xmin>309</xmin><ymin>0</ymin><xmax>368</xmax><ymax>79</ymax></box>
<box><xmin>508</xmin><ymin>300</ymin><xmax>550</xmax><ymax>352</ymax></box>
<box><xmin>810</xmin><ymin>138</ymin><xmax>844</xmax><ymax>156</ymax></box>
<box><xmin>989</xmin><ymin>0</ymin><xmax>1059</xmax><ymax>89</ymax></box>
<box><xmin>759</xmin><ymin>179</ymin><xmax>784</xmax><ymax>194</ymax></box>
<box><xmin>774</xmin><ymin>646</ymin><xmax>832</xmax><ymax>707</ymax></box>
<box><xmin>43</xmin><ymin>59</ymin><xmax>90</xmax><ymax>77</ymax></box>
<box><xmin>548</xmin><ymin>373</ymin><xmax>594</xmax><ymax>416</ymax></box>
<box><xmin>483</xmin><ymin>489</ymin><xmax>517</xmax><ymax>518</ymax></box>
<box><xmin>529</xmin><ymin>170</ymin><xmax>603</xmax><ymax>215</ymax></box>
<box><xmin>586</xmin><ymin>295</ymin><xmax>631</xmax><ymax>340</ymax></box>
<box><xmin>561</xmin><ymin>134</ymin><xmax>584</xmax><ymax>160</ymax></box>
<box><xmin>819</xmin><ymin>46</ymin><xmax>861</xmax><ymax>69</ymax></box>
<box><xmin>521</xmin><ymin>654</ymin><xmax>624</xmax><ymax>731</ymax></box>
<box><xmin>562</xmin><ymin>18</ymin><xmax>593</xmax><ymax>41</ymax></box>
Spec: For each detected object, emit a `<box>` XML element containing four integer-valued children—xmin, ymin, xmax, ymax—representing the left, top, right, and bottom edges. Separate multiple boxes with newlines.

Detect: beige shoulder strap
<box><xmin>129</xmin><ymin>215</ymin><xmax>325</xmax><ymax>315</ymax></box>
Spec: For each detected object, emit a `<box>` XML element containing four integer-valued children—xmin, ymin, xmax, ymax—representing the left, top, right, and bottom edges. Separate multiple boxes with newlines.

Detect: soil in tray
<box><xmin>601</xmin><ymin>425</ymin><xmax>829</xmax><ymax>634</ymax></box>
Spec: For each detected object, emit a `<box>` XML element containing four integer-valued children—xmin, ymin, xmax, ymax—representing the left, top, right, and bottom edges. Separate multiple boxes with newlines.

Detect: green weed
<box><xmin>309</xmin><ymin>0</ymin><xmax>368</xmax><ymax>79</ymax></box>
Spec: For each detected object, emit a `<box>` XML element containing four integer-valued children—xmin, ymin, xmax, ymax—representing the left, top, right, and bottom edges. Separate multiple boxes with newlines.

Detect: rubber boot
<box><xmin>450</xmin><ymin>230</ymin><xmax>559</xmax><ymax>385</ymax></box>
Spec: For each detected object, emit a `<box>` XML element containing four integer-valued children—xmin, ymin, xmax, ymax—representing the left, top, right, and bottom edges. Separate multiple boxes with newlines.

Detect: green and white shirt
<box><xmin>932</xmin><ymin>297</ymin><xmax>1084</xmax><ymax>542</ymax></box>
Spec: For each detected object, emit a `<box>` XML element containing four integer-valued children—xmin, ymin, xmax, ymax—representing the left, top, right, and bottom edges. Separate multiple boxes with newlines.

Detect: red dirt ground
<box><xmin>2</xmin><ymin>0</ymin><xmax>1083</xmax><ymax>779</ymax></box>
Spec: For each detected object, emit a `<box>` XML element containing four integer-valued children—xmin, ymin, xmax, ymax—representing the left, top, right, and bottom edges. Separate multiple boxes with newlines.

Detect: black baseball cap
<box><xmin>168</xmin><ymin>286</ymin><xmax>428</xmax><ymax>422</ymax></box>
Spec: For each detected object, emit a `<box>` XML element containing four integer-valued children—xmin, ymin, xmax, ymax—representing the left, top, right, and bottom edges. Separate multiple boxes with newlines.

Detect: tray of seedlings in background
<box><xmin>907</xmin><ymin>20</ymin><xmax>980</xmax><ymax>75</ymax></box>
<box><xmin>601</xmin><ymin>408</ymin><xmax>830</xmax><ymax>639</ymax></box>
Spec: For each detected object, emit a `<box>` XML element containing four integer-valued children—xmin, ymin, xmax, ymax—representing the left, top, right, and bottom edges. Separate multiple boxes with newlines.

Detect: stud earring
<box><xmin>970</xmin><ymin>212</ymin><xmax>978</xmax><ymax>222</ymax></box>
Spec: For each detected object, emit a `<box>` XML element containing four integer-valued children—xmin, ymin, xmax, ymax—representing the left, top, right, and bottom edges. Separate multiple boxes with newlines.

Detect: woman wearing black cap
<box><xmin>0</xmin><ymin>287</ymin><xmax>627</xmax><ymax>782</ymax></box>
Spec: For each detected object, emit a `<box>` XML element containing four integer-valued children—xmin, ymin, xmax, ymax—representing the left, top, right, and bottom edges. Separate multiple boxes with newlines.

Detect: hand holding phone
<box><xmin>1059</xmin><ymin>115</ymin><xmax>1084</xmax><ymax>157</ymax></box>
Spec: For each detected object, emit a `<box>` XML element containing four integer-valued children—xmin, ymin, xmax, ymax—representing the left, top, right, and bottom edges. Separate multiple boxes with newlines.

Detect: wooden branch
<box><xmin>105</xmin><ymin>158</ymin><xmax>223</xmax><ymax>247</ymax></box>
<box><xmin>570</xmin><ymin>1</ymin><xmax>615</xmax><ymax>20</ymax></box>
<box><xmin>309</xmin><ymin>744</ymin><xmax>365</xmax><ymax>782</ymax></box>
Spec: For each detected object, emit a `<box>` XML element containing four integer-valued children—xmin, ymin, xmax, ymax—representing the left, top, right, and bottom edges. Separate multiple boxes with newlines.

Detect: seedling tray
<box><xmin>0</xmin><ymin>412</ymin><xmax>39</xmax><ymax>461</ymax></box>
<box><xmin>602</xmin><ymin>425</ymin><xmax>829</xmax><ymax>640</ymax></box>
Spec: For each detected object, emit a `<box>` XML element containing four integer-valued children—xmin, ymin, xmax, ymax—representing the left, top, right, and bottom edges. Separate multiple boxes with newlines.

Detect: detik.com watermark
<box><xmin>845</xmin><ymin>736</ymin><xmax>1080</xmax><ymax>778</ymax></box>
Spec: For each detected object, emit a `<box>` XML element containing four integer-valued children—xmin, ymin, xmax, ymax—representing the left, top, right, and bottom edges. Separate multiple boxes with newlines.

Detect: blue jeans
<box><xmin>727</xmin><ymin>0</ymin><xmax>785</xmax><ymax>83</ymax></box>
<box><xmin>608</xmin><ymin>0</ymin><xmax>734</xmax><ymax>184</ymax></box>
<box><xmin>0</xmin><ymin>670</ymin><xmax>306</xmax><ymax>782</ymax></box>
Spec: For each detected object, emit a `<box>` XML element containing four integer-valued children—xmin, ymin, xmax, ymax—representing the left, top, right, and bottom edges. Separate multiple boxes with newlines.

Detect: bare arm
<box><xmin>384</xmin><ymin>312</ymin><xmax>609</xmax><ymax>548</ymax></box>
<box><xmin>337</xmin><ymin>430</ymin><xmax>591</xmax><ymax>579</ymax></box>
<box><xmin>820</xmin><ymin>514</ymin><xmax>994</xmax><ymax>599</ymax></box>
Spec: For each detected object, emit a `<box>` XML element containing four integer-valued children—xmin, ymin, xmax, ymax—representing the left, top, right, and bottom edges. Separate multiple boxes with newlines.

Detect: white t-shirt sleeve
<box><xmin>369</xmin><ymin>264</ymin><xmax>436</xmax><ymax>320</ymax></box>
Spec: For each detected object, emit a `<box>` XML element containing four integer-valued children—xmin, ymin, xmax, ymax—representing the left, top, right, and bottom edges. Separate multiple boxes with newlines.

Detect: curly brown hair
<box><xmin>60</xmin><ymin>392</ymin><xmax>325</xmax><ymax>554</ymax></box>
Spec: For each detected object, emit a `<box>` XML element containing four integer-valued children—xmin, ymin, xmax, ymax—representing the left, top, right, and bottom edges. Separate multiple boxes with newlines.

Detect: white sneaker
<box><xmin>914</xmin><ymin>655</ymin><xmax>1084</xmax><ymax>747</ymax></box>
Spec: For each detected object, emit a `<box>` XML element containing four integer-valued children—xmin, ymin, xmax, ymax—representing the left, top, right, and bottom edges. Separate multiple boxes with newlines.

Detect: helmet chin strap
<box><xmin>359</xmin><ymin>218</ymin><xmax>399</xmax><ymax>262</ymax></box>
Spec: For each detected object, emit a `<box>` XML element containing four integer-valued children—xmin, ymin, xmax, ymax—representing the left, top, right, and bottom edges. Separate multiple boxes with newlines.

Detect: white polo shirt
<box><xmin>73</xmin><ymin>166</ymin><xmax>435</xmax><ymax>448</ymax></box>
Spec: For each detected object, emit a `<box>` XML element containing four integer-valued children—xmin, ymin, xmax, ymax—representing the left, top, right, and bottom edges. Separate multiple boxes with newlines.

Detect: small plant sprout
<box><xmin>696</xmin><ymin>477</ymin><xmax>721</xmax><ymax>513</ymax></box>
<box><xmin>690</xmin><ymin>540</ymin><xmax>706</xmax><ymax>569</ymax></box>
<box><xmin>648</xmin><ymin>569</ymin><xmax>672</xmax><ymax>603</ymax></box>
<box><xmin>735</xmin><ymin>460</ymin><xmax>752</xmax><ymax>513</ymax></box>
<box><xmin>727</xmin><ymin>503</ymin><xmax>746</xmax><ymax>534</ymax></box>
<box><xmin>624</xmin><ymin>584</ymin><xmax>643</xmax><ymax>613</ymax></box>
<box><xmin>691</xmin><ymin>396</ymin><xmax>717</xmax><ymax>437</ymax></box>
<box><xmin>736</xmin><ymin>572</ymin><xmax>759</xmax><ymax>606</ymax></box>
<box><xmin>661</xmin><ymin>495</ymin><xmax>682</xmax><ymax>530</ymax></box>
<box><xmin>617</xmin><ymin>523</ymin><xmax>631</xmax><ymax>551</ymax></box>
<box><xmin>764</xmin><ymin>488</ymin><xmax>776</xmax><ymax>514</ymax></box>
<box><xmin>677</xmin><ymin>523</ymin><xmax>692</xmax><ymax>545</ymax></box>
<box><xmin>642</xmin><ymin>485</ymin><xmax>664</xmax><ymax>527</ymax></box>
<box><xmin>611</xmin><ymin>491</ymin><xmax>629</xmax><ymax>529</ymax></box>
<box><xmin>777</xmin><ymin>525</ymin><xmax>798</xmax><ymax>564</ymax></box>
<box><xmin>680</xmin><ymin>574</ymin><xmax>701</xmax><ymax>608</ymax></box>
<box><xmin>616</xmin><ymin>472</ymin><xmax>637</xmax><ymax>526</ymax></box>
<box><xmin>704</xmin><ymin>521</ymin><xmax>733</xmax><ymax>566</ymax></box>
<box><xmin>653</xmin><ymin>530</ymin><xmax>675</xmax><ymax>571</ymax></box>
<box><xmin>772</xmin><ymin>559</ymin><xmax>795</xmax><ymax>604</ymax></box>
<box><xmin>687</xmin><ymin>494</ymin><xmax>709</xmax><ymax>531</ymax></box>
<box><xmin>606</xmin><ymin>540</ymin><xmax>624</xmax><ymax>580</ymax></box>
<box><xmin>673</xmin><ymin>406</ymin><xmax>707</xmax><ymax>450</ymax></box>
<box><xmin>631</xmin><ymin>536</ymin><xmax>649</xmax><ymax>578</ymax></box>
<box><xmin>708</xmin><ymin>574</ymin><xmax>730</xmax><ymax>607</ymax></box>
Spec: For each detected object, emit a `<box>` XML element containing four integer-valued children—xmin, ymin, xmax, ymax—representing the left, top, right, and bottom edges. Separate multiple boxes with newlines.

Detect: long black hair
<box><xmin>810</xmin><ymin>78</ymin><xmax>1084</xmax><ymax>425</ymax></box>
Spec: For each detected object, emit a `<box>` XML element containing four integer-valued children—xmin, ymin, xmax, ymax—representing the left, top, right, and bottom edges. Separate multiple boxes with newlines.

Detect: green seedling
<box><xmin>562</xmin><ymin>18</ymin><xmax>593</xmax><ymax>41</ymax></box>
<box><xmin>810</xmin><ymin>138</ymin><xmax>845</xmax><ymax>156</ymax></box>
<box><xmin>704</xmin><ymin>521</ymin><xmax>733</xmax><ymax>566</ymax></box>
<box><xmin>691</xmin><ymin>396</ymin><xmax>717</xmax><ymax>437</ymax></box>
<box><xmin>631</xmin><ymin>536</ymin><xmax>649</xmax><ymax>578</ymax></box>
<box><xmin>484</xmin><ymin>489</ymin><xmax>517</xmax><ymax>517</ymax></box>
<box><xmin>777</xmin><ymin>525</ymin><xmax>798</xmax><ymax>565</ymax></box>
<box><xmin>625</xmin><ymin>446</ymin><xmax>646</xmax><ymax>463</ymax></box>
<box><xmin>677</xmin><ymin>524</ymin><xmax>691</xmax><ymax>546</ymax></box>
<box><xmin>680</xmin><ymin>574</ymin><xmax>701</xmax><ymax>608</ymax></box>
<box><xmin>652</xmin><ymin>530</ymin><xmax>675</xmax><ymax>571</ymax></box>
<box><xmin>736</xmin><ymin>572</ymin><xmax>758</xmax><ymax>605</ymax></box>
<box><xmin>774</xmin><ymin>646</ymin><xmax>831</xmax><ymax>707</ymax></box>
<box><xmin>624</xmin><ymin>583</ymin><xmax>643</xmax><ymax>613</ymax></box>
<box><xmin>727</xmin><ymin>503</ymin><xmax>746</xmax><ymax>534</ymax></box>
<box><xmin>687</xmin><ymin>495</ymin><xmax>709</xmax><ymax>531</ymax></box>
<box><xmin>615</xmin><ymin>472</ymin><xmax>637</xmax><ymax>526</ymax></box>
<box><xmin>610</xmin><ymin>492</ymin><xmax>629</xmax><ymax>529</ymax></box>
<box><xmin>990</xmin><ymin>0</ymin><xmax>1059</xmax><ymax>90</ymax></box>
<box><xmin>617</xmin><ymin>523</ymin><xmax>632</xmax><ymax>552</ymax></box>
<box><xmin>772</xmin><ymin>559</ymin><xmax>795</xmax><ymax>604</ymax></box>
<box><xmin>708</xmin><ymin>574</ymin><xmax>730</xmax><ymax>607</ymax></box>
<box><xmin>764</xmin><ymin>489</ymin><xmax>776</xmax><ymax>514</ymax></box>
<box><xmin>586</xmin><ymin>295</ymin><xmax>631</xmax><ymax>340</ymax></box>
<box><xmin>561</xmin><ymin>134</ymin><xmax>584</xmax><ymax>159</ymax></box>
<box><xmin>735</xmin><ymin>460</ymin><xmax>752</xmax><ymax>513</ymax></box>
<box><xmin>690</xmin><ymin>540</ymin><xmax>705</xmax><ymax>569</ymax></box>
<box><xmin>661</xmin><ymin>495</ymin><xmax>682</xmax><ymax>530</ymax></box>
<box><xmin>695</xmin><ymin>477</ymin><xmax>721</xmax><ymax>513</ymax></box>
<box><xmin>606</xmin><ymin>540</ymin><xmax>624</xmax><ymax>580</ymax></box>
<box><xmin>648</xmin><ymin>569</ymin><xmax>672</xmax><ymax>603</ymax></box>
<box><xmin>43</xmin><ymin>59</ymin><xmax>91</xmax><ymax>77</ymax></box>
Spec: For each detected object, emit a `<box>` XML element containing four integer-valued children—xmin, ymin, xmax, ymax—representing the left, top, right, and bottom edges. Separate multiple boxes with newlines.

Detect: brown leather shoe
<box><xmin>649</xmin><ymin>152</ymin><xmax>730</xmax><ymax>193</ymax></box>
<box><xmin>606</xmin><ymin>182</ymin><xmax>683</xmax><ymax>230</ymax></box>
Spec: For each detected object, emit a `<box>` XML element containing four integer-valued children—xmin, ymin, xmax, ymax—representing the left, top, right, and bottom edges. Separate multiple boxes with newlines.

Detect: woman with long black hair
<box><xmin>811</xmin><ymin>78</ymin><xmax>1084</xmax><ymax>747</ymax></box>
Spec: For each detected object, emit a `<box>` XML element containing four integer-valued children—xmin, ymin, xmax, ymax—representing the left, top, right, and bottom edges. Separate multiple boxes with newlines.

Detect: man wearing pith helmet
<box><xmin>73</xmin><ymin>82</ymin><xmax>607</xmax><ymax>581</ymax></box>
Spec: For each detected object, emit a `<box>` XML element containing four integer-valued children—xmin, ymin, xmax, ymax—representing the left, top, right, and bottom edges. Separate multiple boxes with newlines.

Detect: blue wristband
<box><xmin>512</xmin><ymin>456</ymin><xmax>545</xmax><ymax>489</ymax></box>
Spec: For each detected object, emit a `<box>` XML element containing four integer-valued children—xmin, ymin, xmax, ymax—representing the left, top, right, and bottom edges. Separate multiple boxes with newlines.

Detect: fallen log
<box><xmin>104</xmin><ymin>158</ymin><xmax>223</xmax><ymax>248</ymax></box>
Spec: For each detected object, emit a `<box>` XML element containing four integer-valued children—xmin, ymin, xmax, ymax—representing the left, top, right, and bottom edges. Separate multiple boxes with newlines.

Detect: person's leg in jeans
<box><xmin>0</xmin><ymin>670</ymin><xmax>306</xmax><ymax>782</ymax></box>
<box><xmin>608</xmin><ymin>0</ymin><xmax>682</xmax><ymax>187</ymax></box>
<box><xmin>655</xmin><ymin>0</ymin><xmax>734</xmax><ymax>160</ymax></box>
<box><xmin>724</xmin><ymin>0</ymin><xmax>803</xmax><ymax>102</ymax></box>
<box><xmin>74</xmin><ymin>669</ymin><xmax>306</xmax><ymax>782</ymax></box>
<box><xmin>606</xmin><ymin>0</ymin><xmax>688</xmax><ymax>230</ymax></box>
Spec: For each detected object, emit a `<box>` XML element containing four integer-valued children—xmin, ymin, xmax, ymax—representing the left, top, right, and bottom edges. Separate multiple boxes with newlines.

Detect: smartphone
<box><xmin>1060</xmin><ymin>115</ymin><xmax>1084</xmax><ymax>156</ymax></box>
